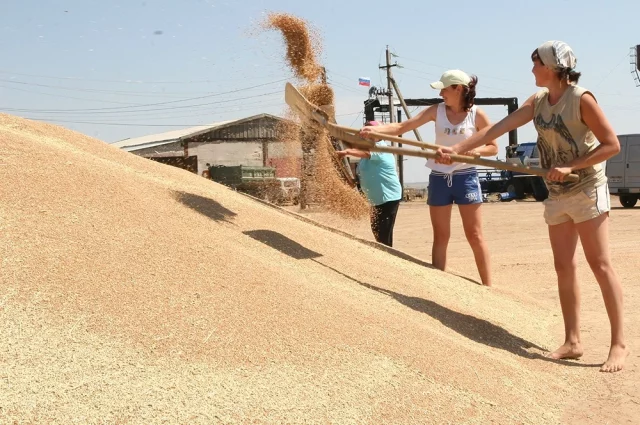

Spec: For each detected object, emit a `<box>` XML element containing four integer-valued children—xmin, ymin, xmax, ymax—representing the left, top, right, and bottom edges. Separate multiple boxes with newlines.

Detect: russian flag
<box><xmin>358</xmin><ymin>77</ymin><xmax>371</xmax><ymax>87</ymax></box>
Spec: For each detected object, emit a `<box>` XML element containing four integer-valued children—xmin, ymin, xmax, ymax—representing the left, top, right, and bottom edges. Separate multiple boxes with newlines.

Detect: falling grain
<box><xmin>261</xmin><ymin>13</ymin><xmax>323</xmax><ymax>83</ymax></box>
<box><xmin>261</xmin><ymin>12</ymin><xmax>371</xmax><ymax>219</ymax></box>
<box><xmin>300</xmin><ymin>83</ymin><xmax>334</xmax><ymax>107</ymax></box>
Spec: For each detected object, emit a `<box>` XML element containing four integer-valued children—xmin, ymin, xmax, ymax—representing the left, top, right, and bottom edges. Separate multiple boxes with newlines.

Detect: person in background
<box><xmin>337</xmin><ymin>120</ymin><xmax>402</xmax><ymax>247</ymax></box>
<box><xmin>202</xmin><ymin>163</ymin><xmax>211</xmax><ymax>179</ymax></box>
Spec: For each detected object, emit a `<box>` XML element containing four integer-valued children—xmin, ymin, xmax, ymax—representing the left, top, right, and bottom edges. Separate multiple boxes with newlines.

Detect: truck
<box><xmin>207</xmin><ymin>165</ymin><xmax>300</xmax><ymax>206</ymax></box>
<box><xmin>605</xmin><ymin>134</ymin><xmax>640</xmax><ymax>208</ymax></box>
<box><xmin>478</xmin><ymin>142</ymin><xmax>549</xmax><ymax>201</ymax></box>
<box><xmin>208</xmin><ymin>164</ymin><xmax>277</xmax><ymax>186</ymax></box>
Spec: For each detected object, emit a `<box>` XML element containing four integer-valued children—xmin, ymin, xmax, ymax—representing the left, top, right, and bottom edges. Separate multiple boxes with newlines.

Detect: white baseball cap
<box><xmin>430</xmin><ymin>70</ymin><xmax>471</xmax><ymax>89</ymax></box>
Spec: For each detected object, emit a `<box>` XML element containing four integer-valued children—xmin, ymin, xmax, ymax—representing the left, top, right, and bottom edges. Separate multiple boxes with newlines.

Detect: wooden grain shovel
<box><xmin>284</xmin><ymin>82</ymin><xmax>579</xmax><ymax>183</ymax></box>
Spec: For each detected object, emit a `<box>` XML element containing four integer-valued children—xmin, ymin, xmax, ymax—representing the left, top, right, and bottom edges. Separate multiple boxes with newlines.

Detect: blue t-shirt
<box><xmin>357</xmin><ymin>141</ymin><xmax>402</xmax><ymax>206</ymax></box>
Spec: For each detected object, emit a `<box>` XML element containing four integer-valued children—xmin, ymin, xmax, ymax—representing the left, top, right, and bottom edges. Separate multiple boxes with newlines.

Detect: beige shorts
<box><xmin>543</xmin><ymin>184</ymin><xmax>610</xmax><ymax>226</ymax></box>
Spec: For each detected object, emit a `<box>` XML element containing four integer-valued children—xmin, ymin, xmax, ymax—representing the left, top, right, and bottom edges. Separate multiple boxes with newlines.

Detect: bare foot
<box><xmin>600</xmin><ymin>344</ymin><xmax>629</xmax><ymax>373</ymax></box>
<box><xmin>546</xmin><ymin>342</ymin><xmax>584</xmax><ymax>360</ymax></box>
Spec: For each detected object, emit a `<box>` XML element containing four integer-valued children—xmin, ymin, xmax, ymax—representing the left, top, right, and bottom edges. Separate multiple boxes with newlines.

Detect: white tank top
<box><xmin>426</xmin><ymin>103</ymin><xmax>477</xmax><ymax>174</ymax></box>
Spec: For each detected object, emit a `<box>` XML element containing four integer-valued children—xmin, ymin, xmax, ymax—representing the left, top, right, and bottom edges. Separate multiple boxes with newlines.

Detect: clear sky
<box><xmin>3</xmin><ymin>0</ymin><xmax>639</xmax><ymax>183</ymax></box>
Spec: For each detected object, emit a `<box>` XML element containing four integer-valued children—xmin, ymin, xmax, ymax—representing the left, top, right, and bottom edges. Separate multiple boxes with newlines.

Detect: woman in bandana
<box><xmin>436</xmin><ymin>41</ymin><xmax>628</xmax><ymax>372</ymax></box>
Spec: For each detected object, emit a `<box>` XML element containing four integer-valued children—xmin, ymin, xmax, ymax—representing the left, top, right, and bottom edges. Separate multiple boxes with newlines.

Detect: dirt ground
<box><xmin>287</xmin><ymin>198</ymin><xmax>640</xmax><ymax>424</ymax></box>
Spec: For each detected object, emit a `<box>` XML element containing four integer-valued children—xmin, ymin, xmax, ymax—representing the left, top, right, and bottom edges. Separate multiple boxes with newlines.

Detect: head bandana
<box><xmin>537</xmin><ymin>40</ymin><xmax>577</xmax><ymax>70</ymax></box>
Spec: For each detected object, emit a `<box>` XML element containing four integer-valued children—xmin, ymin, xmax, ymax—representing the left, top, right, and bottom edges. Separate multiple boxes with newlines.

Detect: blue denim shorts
<box><xmin>427</xmin><ymin>169</ymin><xmax>482</xmax><ymax>206</ymax></box>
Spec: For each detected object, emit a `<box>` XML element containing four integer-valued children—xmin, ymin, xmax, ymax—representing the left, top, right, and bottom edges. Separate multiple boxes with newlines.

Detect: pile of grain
<box><xmin>0</xmin><ymin>113</ymin><xmax>593</xmax><ymax>424</ymax></box>
<box><xmin>262</xmin><ymin>12</ymin><xmax>371</xmax><ymax>219</ymax></box>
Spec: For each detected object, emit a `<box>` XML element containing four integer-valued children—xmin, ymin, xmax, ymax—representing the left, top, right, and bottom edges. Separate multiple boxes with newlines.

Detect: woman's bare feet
<box><xmin>600</xmin><ymin>344</ymin><xmax>629</xmax><ymax>373</ymax></box>
<box><xmin>546</xmin><ymin>341</ymin><xmax>584</xmax><ymax>360</ymax></box>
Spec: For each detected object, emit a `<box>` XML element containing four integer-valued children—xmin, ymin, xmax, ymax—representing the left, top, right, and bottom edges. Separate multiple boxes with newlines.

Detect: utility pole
<box><xmin>397</xmin><ymin>108</ymin><xmax>403</xmax><ymax>187</ymax></box>
<box><xmin>380</xmin><ymin>45</ymin><xmax>403</xmax><ymax>188</ymax></box>
<box><xmin>384</xmin><ymin>46</ymin><xmax>396</xmax><ymax>127</ymax></box>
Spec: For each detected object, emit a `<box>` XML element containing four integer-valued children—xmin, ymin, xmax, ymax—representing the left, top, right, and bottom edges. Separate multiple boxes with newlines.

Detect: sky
<box><xmin>2</xmin><ymin>0</ymin><xmax>640</xmax><ymax>183</ymax></box>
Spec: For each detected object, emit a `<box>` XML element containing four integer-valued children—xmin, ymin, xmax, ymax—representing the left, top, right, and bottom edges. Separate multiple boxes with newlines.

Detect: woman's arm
<box><xmin>359</xmin><ymin>104</ymin><xmax>438</xmax><ymax>139</ymax></box>
<box><xmin>336</xmin><ymin>149</ymin><xmax>371</xmax><ymax>159</ymax></box>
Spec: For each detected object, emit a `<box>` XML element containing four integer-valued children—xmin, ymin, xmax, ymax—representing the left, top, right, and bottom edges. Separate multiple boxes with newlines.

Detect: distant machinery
<box><xmin>631</xmin><ymin>44</ymin><xmax>640</xmax><ymax>87</ymax></box>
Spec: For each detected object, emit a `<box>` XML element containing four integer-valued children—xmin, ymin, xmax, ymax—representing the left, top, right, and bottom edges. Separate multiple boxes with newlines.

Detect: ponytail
<box><xmin>557</xmin><ymin>67</ymin><xmax>581</xmax><ymax>83</ymax></box>
<box><xmin>462</xmin><ymin>75</ymin><xmax>478</xmax><ymax>111</ymax></box>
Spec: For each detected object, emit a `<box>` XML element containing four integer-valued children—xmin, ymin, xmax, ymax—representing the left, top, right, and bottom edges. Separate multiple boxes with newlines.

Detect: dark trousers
<box><xmin>370</xmin><ymin>200</ymin><xmax>400</xmax><ymax>247</ymax></box>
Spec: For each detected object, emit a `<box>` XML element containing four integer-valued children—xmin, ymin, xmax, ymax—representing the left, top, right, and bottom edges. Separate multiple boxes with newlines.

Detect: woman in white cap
<box><xmin>359</xmin><ymin>69</ymin><xmax>498</xmax><ymax>287</ymax></box>
<box><xmin>435</xmin><ymin>41</ymin><xmax>628</xmax><ymax>372</ymax></box>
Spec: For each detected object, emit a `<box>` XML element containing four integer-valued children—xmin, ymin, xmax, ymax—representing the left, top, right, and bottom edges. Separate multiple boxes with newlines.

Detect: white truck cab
<box><xmin>606</xmin><ymin>134</ymin><xmax>640</xmax><ymax>208</ymax></box>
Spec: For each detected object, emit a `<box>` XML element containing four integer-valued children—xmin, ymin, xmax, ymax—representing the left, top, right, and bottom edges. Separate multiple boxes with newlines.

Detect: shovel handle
<box><xmin>368</xmin><ymin>144</ymin><xmax>579</xmax><ymax>183</ymax></box>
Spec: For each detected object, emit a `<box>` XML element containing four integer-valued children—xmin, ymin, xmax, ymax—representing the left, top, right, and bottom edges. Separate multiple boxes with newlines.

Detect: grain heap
<box><xmin>262</xmin><ymin>13</ymin><xmax>370</xmax><ymax>219</ymax></box>
<box><xmin>0</xmin><ymin>113</ymin><xmax>595</xmax><ymax>424</ymax></box>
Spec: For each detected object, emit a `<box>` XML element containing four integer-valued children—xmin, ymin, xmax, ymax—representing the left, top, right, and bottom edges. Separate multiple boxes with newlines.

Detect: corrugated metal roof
<box><xmin>111</xmin><ymin>120</ymin><xmax>233</xmax><ymax>151</ymax></box>
<box><xmin>110</xmin><ymin>113</ymin><xmax>293</xmax><ymax>151</ymax></box>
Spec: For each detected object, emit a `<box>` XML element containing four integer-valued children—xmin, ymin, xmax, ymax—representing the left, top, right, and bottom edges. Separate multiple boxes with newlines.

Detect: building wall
<box><xmin>267</xmin><ymin>157</ymin><xmax>302</xmax><ymax>178</ymax></box>
<box><xmin>132</xmin><ymin>139</ymin><xmax>302</xmax><ymax>176</ymax></box>
<box><xmin>190</xmin><ymin>141</ymin><xmax>264</xmax><ymax>173</ymax></box>
<box><xmin>268</xmin><ymin>141</ymin><xmax>301</xmax><ymax>159</ymax></box>
<box><xmin>267</xmin><ymin>141</ymin><xmax>302</xmax><ymax>178</ymax></box>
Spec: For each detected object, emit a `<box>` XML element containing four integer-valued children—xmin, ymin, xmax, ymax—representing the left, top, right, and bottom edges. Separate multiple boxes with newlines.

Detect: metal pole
<box><xmin>386</xmin><ymin>46</ymin><xmax>395</xmax><ymax>126</ymax></box>
<box><xmin>397</xmin><ymin>108</ymin><xmax>404</xmax><ymax>189</ymax></box>
<box><xmin>384</xmin><ymin>45</ymin><xmax>400</xmax><ymax>177</ymax></box>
